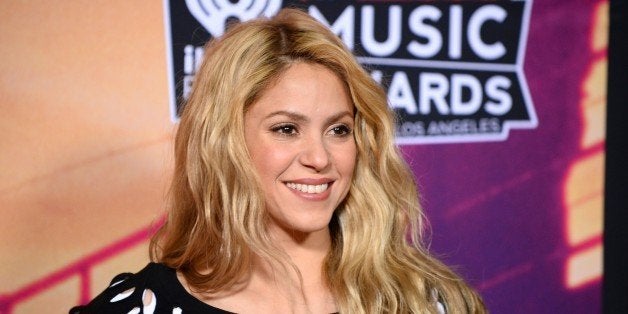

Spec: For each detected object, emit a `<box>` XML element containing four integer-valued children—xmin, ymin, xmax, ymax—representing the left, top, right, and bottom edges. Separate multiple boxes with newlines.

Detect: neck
<box><xmin>252</xmin><ymin>225</ymin><xmax>333</xmax><ymax>298</ymax></box>
<box><xmin>256</xmin><ymin>224</ymin><xmax>332</xmax><ymax>279</ymax></box>
<box><xmin>249</xmin><ymin>226</ymin><xmax>336</xmax><ymax>313</ymax></box>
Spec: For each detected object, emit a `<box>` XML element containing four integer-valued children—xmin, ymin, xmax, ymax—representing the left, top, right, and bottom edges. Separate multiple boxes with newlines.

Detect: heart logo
<box><xmin>185</xmin><ymin>0</ymin><xmax>283</xmax><ymax>37</ymax></box>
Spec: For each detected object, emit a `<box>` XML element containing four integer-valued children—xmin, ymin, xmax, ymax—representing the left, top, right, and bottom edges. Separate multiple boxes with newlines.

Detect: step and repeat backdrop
<box><xmin>0</xmin><ymin>0</ymin><xmax>606</xmax><ymax>313</ymax></box>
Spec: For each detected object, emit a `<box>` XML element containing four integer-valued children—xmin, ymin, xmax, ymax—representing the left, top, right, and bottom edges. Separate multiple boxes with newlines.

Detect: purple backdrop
<box><xmin>402</xmin><ymin>1</ymin><xmax>604</xmax><ymax>312</ymax></box>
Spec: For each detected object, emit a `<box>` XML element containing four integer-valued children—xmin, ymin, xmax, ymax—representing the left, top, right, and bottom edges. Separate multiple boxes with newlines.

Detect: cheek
<box><xmin>250</xmin><ymin>142</ymin><xmax>295</xmax><ymax>181</ymax></box>
<box><xmin>334</xmin><ymin>143</ymin><xmax>357</xmax><ymax>176</ymax></box>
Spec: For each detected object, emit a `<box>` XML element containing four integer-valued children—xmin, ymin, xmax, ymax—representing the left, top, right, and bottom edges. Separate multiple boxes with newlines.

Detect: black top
<box><xmin>70</xmin><ymin>263</ymin><xmax>445</xmax><ymax>314</ymax></box>
<box><xmin>69</xmin><ymin>263</ymin><xmax>233</xmax><ymax>314</ymax></box>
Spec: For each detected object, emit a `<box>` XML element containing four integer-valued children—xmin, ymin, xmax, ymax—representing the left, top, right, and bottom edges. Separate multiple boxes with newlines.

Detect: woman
<box><xmin>72</xmin><ymin>8</ymin><xmax>485</xmax><ymax>314</ymax></box>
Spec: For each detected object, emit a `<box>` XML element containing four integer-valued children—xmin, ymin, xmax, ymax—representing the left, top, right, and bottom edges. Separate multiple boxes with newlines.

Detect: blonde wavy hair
<box><xmin>151</xmin><ymin>8</ymin><xmax>485</xmax><ymax>313</ymax></box>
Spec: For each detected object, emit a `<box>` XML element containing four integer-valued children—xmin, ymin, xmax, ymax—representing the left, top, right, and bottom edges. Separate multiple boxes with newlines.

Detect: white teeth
<box><xmin>286</xmin><ymin>182</ymin><xmax>329</xmax><ymax>194</ymax></box>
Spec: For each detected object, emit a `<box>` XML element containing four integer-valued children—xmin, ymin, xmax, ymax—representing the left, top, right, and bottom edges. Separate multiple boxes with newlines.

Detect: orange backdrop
<box><xmin>0</xmin><ymin>1</ymin><xmax>174</xmax><ymax>312</ymax></box>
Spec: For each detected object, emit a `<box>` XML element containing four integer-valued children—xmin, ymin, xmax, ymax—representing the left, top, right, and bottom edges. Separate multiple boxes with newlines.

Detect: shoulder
<box><xmin>69</xmin><ymin>263</ymin><xmax>182</xmax><ymax>314</ymax></box>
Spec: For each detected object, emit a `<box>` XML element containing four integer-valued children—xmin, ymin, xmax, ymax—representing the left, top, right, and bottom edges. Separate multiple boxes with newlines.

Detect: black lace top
<box><xmin>70</xmin><ymin>262</ymin><xmax>446</xmax><ymax>313</ymax></box>
<box><xmin>69</xmin><ymin>263</ymin><xmax>233</xmax><ymax>314</ymax></box>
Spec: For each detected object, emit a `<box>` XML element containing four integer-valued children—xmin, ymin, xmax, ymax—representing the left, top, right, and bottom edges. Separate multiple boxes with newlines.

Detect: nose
<box><xmin>298</xmin><ymin>136</ymin><xmax>331</xmax><ymax>172</ymax></box>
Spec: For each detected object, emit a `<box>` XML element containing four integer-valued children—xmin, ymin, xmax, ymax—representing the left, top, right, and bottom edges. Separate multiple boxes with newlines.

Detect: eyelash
<box><xmin>271</xmin><ymin>124</ymin><xmax>298</xmax><ymax>136</ymax></box>
<box><xmin>329</xmin><ymin>125</ymin><xmax>352</xmax><ymax>137</ymax></box>
<box><xmin>270</xmin><ymin>124</ymin><xmax>353</xmax><ymax>137</ymax></box>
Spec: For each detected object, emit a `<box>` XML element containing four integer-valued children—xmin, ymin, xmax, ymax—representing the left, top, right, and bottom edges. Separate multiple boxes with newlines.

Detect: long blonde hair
<box><xmin>151</xmin><ymin>8</ymin><xmax>485</xmax><ymax>313</ymax></box>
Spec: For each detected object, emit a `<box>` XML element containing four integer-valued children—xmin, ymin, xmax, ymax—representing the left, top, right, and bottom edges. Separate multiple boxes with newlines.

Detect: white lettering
<box><xmin>451</xmin><ymin>74</ymin><xmax>483</xmax><ymax>115</ymax></box>
<box><xmin>370</xmin><ymin>70</ymin><xmax>383</xmax><ymax>84</ymax></box>
<box><xmin>361</xmin><ymin>5</ymin><xmax>402</xmax><ymax>57</ymax></box>
<box><xmin>408</xmin><ymin>5</ymin><xmax>442</xmax><ymax>58</ymax></box>
<box><xmin>468</xmin><ymin>5</ymin><xmax>507</xmax><ymax>60</ymax></box>
<box><xmin>184</xmin><ymin>45</ymin><xmax>204</xmax><ymax>75</ymax></box>
<box><xmin>419</xmin><ymin>72</ymin><xmax>450</xmax><ymax>115</ymax></box>
<box><xmin>309</xmin><ymin>5</ymin><xmax>355</xmax><ymax>51</ymax></box>
<box><xmin>184</xmin><ymin>45</ymin><xmax>194</xmax><ymax>74</ymax></box>
<box><xmin>448</xmin><ymin>5</ymin><xmax>463</xmax><ymax>59</ymax></box>
<box><xmin>485</xmin><ymin>75</ymin><xmax>512</xmax><ymax>115</ymax></box>
<box><xmin>389</xmin><ymin>71</ymin><xmax>418</xmax><ymax>114</ymax></box>
<box><xmin>399</xmin><ymin>121</ymin><xmax>426</xmax><ymax>136</ymax></box>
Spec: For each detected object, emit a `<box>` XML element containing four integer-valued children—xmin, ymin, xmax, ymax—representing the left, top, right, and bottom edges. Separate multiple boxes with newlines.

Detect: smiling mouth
<box><xmin>285</xmin><ymin>182</ymin><xmax>330</xmax><ymax>194</ymax></box>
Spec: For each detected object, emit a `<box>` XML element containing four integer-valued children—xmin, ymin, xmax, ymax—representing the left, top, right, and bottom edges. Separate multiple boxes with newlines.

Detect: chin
<box><xmin>271</xmin><ymin>215</ymin><xmax>334</xmax><ymax>236</ymax></box>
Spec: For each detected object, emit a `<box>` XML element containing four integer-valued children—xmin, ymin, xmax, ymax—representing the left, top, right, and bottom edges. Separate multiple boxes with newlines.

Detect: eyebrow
<box><xmin>264</xmin><ymin>110</ymin><xmax>354</xmax><ymax>125</ymax></box>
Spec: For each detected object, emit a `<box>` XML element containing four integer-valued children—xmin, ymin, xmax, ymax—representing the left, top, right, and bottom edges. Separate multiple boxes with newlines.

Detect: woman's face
<box><xmin>244</xmin><ymin>62</ymin><xmax>356</xmax><ymax>237</ymax></box>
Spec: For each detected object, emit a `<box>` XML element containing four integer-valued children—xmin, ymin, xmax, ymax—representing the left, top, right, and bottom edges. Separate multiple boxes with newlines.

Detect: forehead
<box><xmin>247</xmin><ymin>62</ymin><xmax>353</xmax><ymax>117</ymax></box>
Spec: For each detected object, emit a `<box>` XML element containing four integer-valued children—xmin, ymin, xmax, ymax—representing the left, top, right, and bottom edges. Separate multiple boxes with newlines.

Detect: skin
<box><xmin>180</xmin><ymin>62</ymin><xmax>356</xmax><ymax>313</ymax></box>
<box><xmin>244</xmin><ymin>62</ymin><xmax>356</xmax><ymax>243</ymax></box>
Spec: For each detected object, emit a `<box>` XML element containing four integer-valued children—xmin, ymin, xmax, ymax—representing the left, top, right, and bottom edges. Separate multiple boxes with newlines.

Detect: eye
<box><xmin>328</xmin><ymin>124</ymin><xmax>352</xmax><ymax>137</ymax></box>
<box><xmin>271</xmin><ymin>124</ymin><xmax>298</xmax><ymax>136</ymax></box>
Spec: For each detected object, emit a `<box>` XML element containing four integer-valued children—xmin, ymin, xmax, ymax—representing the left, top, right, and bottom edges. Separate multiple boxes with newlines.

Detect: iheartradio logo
<box><xmin>185</xmin><ymin>0</ymin><xmax>283</xmax><ymax>37</ymax></box>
